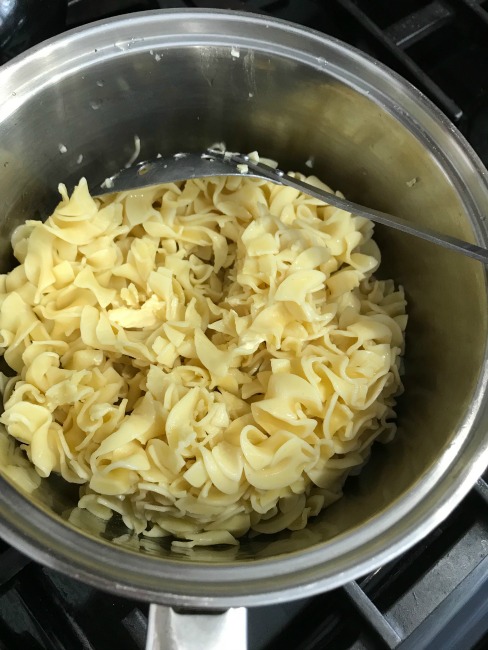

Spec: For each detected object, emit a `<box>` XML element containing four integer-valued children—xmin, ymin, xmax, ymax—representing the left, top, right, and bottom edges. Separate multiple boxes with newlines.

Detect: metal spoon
<box><xmin>93</xmin><ymin>149</ymin><xmax>488</xmax><ymax>264</ymax></box>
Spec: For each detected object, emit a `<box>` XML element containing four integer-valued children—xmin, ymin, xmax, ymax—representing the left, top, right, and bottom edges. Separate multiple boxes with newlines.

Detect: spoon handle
<box><xmin>221</xmin><ymin>152</ymin><xmax>488</xmax><ymax>265</ymax></box>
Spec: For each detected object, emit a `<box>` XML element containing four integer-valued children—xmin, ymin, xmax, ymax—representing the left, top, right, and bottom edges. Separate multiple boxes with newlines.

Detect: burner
<box><xmin>0</xmin><ymin>0</ymin><xmax>66</xmax><ymax>63</ymax></box>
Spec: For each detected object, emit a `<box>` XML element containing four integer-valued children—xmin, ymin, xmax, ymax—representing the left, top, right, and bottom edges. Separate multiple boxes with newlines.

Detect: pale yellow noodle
<box><xmin>0</xmin><ymin>156</ymin><xmax>407</xmax><ymax>548</ymax></box>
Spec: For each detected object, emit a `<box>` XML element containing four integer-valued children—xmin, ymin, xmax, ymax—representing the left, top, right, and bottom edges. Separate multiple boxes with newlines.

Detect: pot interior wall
<box><xmin>0</xmin><ymin>41</ymin><xmax>486</xmax><ymax>562</ymax></box>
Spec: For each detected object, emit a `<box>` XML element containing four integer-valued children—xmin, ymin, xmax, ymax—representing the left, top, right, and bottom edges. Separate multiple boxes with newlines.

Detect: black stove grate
<box><xmin>1</xmin><ymin>2</ymin><xmax>488</xmax><ymax>649</ymax></box>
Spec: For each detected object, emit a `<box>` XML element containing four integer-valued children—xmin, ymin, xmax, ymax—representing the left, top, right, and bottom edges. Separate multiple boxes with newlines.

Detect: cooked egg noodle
<box><xmin>0</xmin><ymin>160</ymin><xmax>406</xmax><ymax>548</ymax></box>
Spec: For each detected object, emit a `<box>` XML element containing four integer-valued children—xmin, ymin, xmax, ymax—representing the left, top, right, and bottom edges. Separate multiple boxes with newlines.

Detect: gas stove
<box><xmin>1</xmin><ymin>2</ymin><xmax>488</xmax><ymax>649</ymax></box>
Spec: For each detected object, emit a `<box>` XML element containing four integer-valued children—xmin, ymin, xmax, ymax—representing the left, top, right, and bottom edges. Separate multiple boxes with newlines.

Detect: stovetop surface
<box><xmin>1</xmin><ymin>2</ymin><xmax>488</xmax><ymax>649</ymax></box>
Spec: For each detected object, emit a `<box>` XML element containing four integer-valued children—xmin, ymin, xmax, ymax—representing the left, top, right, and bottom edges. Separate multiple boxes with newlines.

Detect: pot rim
<box><xmin>0</xmin><ymin>8</ymin><xmax>487</xmax><ymax>607</ymax></box>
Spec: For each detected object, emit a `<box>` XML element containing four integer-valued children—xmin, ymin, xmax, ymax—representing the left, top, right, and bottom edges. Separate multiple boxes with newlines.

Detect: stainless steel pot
<box><xmin>0</xmin><ymin>8</ymin><xmax>487</xmax><ymax>648</ymax></box>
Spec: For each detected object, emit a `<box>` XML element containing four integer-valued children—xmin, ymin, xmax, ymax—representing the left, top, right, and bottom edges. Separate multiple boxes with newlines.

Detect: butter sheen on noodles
<box><xmin>0</xmin><ymin>162</ymin><xmax>407</xmax><ymax>548</ymax></box>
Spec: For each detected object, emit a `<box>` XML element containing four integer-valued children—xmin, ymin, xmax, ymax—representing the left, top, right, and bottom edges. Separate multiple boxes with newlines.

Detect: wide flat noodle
<box><xmin>0</xmin><ymin>154</ymin><xmax>407</xmax><ymax>548</ymax></box>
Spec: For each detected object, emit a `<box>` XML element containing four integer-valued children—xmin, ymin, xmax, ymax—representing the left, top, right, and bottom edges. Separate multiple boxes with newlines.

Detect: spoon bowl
<box><xmin>93</xmin><ymin>150</ymin><xmax>488</xmax><ymax>264</ymax></box>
